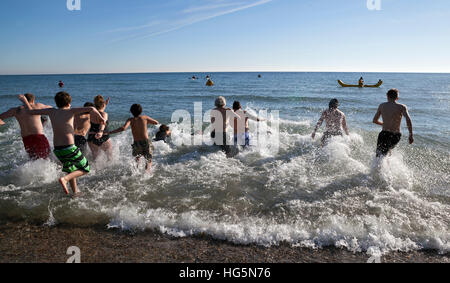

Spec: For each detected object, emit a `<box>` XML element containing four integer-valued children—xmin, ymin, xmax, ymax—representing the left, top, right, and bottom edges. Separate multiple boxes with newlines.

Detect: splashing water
<box><xmin>0</xmin><ymin>72</ymin><xmax>448</xmax><ymax>257</ymax></box>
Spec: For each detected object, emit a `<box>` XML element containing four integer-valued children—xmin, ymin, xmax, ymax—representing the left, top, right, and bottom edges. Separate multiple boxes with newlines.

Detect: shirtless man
<box><xmin>73</xmin><ymin>102</ymin><xmax>94</xmax><ymax>154</ymax></box>
<box><xmin>107</xmin><ymin>104</ymin><xmax>159</xmax><ymax>172</ymax></box>
<box><xmin>0</xmin><ymin>94</ymin><xmax>52</xmax><ymax>159</ymax></box>
<box><xmin>210</xmin><ymin>96</ymin><xmax>241</xmax><ymax>155</ymax></box>
<box><xmin>312</xmin><ymin>98</ymin><xmax>350</xmax><ymax>146</ymax></box>
<box><xmin>25</xmin><ymin>91</ymin><xmax>105</xmax><ymax>195</ymax></box>
<box><xmin>232</xmin><ymin>101</ymin><xmax>264</xmax><ymax>147</ymax></box>
<box><xmin>373</xmin><ymin>89</ymin><xmax>413</xmax><ymax>157</ymax></box>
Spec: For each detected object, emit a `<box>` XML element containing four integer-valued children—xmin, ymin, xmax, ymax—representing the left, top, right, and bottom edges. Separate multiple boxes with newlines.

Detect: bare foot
<box><xmin>72</xmin><ymin>192</ymin><xmax>84</xmax><ymax>198</ymax></box>
<box><xmin>58</xmin><ymin>177</ymin><xmax>69</xmax><ymax>195</ymax></box>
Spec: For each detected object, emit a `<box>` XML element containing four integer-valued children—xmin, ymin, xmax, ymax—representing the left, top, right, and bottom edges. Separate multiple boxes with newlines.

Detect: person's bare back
<box><xmin>29</xmin><ymin>107</ymin><xmax>104</xmax><ymax>147</ymax></box>
<box><xmin>130</xmin><ymin>116</ymin><xmax>154</xmax><ymax>141</ymax></box>
<box><xmin>322</xmin><ymin>109</ymin><xmax>347</xmax><ymax>133</ymax></box>
<box><xmin>108</xmin><ymin>104</ymin><xmax>159</xmax><ymax>172</ymax></box>
<box><xmin>376</xmin><ymin>102</ymin><xmax>407</xmax><ymax>133</ymax></box>
<box><xmin>24</xmin><ymin>91</ymin><xmax>105</xmax><ymax>195</ymax></box>
<box><xmin>312</xmin><ymin>99</ymin><xmax>349</xmax><ymax>145</ymax></box>
<box><xmin>0</xmin><ymin>95</ymin><xmax>51</xmax><ymax>137</ymax></box>
<box><xmin>74</xmin><ymin>113</ymin><xmax>91</xmax><ymax>136</ymax></box>
<box><xmin>373</xmin><ymin>89</ymin><xmax>413</xmax><ymax>157</ymax></box>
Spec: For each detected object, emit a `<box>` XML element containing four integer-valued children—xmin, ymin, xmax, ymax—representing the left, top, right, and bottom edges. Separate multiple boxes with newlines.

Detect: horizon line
<box><xmin>1</xmin><ymin>70</ymin><xmax>450</xmax><ymax>76</ymax></box>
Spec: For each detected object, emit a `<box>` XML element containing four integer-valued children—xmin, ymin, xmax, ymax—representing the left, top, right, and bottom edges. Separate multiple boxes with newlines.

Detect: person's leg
<box><xmin>101</xmin><ymin>140</ymin><xmax>113</xmax><ymax>161</ymax></box>
<box><xmin>88</xmin><ymin>142</ymin><xmax>100</xmax><ymax>160</ymax></box>
<box><xmin>145</xmin><ymin>160</ymin><xmax>152</xmax><ymax>173</ymax></box>
<box><xmin>376</xmin><ymin>131</ymin><xmax>389</xmax><ymax>157</ymax></box>
<box><xmin>144</xmin><ymin>142</ymin><xmax>153</xmax><ymax>173</ymax></box>
<box><xmin>321</xmin><ymin>132</ymin><xmax>328</xmax><ymax>147</ymax></box>
<box><xmin>59</xmin><ymin>170</ymin><xmax>87</xmax><ymax>195</ymax></box>
<box><xmin>69</xmin><ymin>178</ymin><xmax>79</xmax><ymax>194</ymax></box>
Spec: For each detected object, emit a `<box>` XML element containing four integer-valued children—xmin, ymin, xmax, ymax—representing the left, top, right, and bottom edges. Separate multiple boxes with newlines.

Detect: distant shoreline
<box><xmin>0</xmin><ymin>222</ymin><xmax>448</xmax><ymax>263</ymax></box>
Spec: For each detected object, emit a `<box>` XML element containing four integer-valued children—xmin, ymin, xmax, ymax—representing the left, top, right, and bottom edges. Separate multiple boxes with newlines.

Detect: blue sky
<box><xmin>0</xmin><ymin>0</ymin><xmax>449</xmax><ymax>74</ymax></box>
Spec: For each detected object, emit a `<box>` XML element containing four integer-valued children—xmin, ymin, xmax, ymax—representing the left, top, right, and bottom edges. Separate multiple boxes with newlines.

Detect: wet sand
<box><xmin>0</xmin><ymin>221</ymin><xmax>448</xmax><ymax>263</ymax></box>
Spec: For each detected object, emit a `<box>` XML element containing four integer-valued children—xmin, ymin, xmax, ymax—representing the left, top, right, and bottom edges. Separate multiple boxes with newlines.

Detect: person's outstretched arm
<box><xmin>245</xmin><ymin>111</ymin><xmax>265</xmax><ymax>122</ymax></box>
<box><xmin>342</xmin><ymin>115</ymin><xmax>350</xmax><ymax>135</ymax></box>
<box><xmin>26</xmin><ymin>108</ymin><xmax>54</xmax><ymax>116</ymax></box>
<box><xmin>108</xmin><ymin>119</ymin><xmax>131</xmax><ymax>135</ymax></box>
<box><xmin>312</xmin><ymin>111</ymin><xmax>325</xmax><ymax>139</ymax></box>
<box><xmin>71</xmin><ymin>107</ymin><xmax>106</xmax><ymax>125</ymax></box>
<box><xmin>104</xmin><ymin>97</ymin><xmax>110</xmax><ymax>110</ymax></box>
<box><xmin>403</xmin><ymin>105</ymin><xmax>414</xmax><ymax>144</ymax></box>
<box><xmin>0</xmin><ymin>108</ymin><xmax>17</xmax><ymax>121</ymax></box>
<box><xmin>18</xmin><ymin>95</ymin><xmax>33</xmax><ymax>110</ymax></box>
<box><xmin>146</xmin><ymin>116</ymin><xmax>159</xmax><ymax>125</ymax></box>
<box><xmin>372</xmin><ymin>105</ymin><xmax>383</xmax><ymax>126</ymax></box>
<box><xmin>36</xmin><ymin>103</ymin><xmax>53</xmax><ymax>110</ymax></box>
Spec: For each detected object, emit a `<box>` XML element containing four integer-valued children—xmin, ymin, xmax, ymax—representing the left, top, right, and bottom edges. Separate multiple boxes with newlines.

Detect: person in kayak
<box><xmin>372</xmin><ymin>88</ymin><xmax>414</xmax><ymax>157</ymax></box>
<box><xmin>358</xmin><ymin>77</ymin><xmax>364</xmax><ymax>87</ymax></box>
<box><xmin>312</xmin><ymin>98</ymin><xmax>350</xmax><ymax>146</ymax></box>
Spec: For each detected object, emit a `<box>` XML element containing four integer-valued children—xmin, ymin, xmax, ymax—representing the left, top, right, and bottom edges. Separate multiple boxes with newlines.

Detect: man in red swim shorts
<box><xmin>0</xmin><ymin>94</ymin><xmax>53</xmax><ymax>159</ymax></box>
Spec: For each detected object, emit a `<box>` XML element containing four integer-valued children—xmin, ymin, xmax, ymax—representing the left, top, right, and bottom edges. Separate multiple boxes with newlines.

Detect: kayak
<box><xmin>338</xmin><ymin>79</ymin><xmax>383</xmax><ymax>88</ymax></box>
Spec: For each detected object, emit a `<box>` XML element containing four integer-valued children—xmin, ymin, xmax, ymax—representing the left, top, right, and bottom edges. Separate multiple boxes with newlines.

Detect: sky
<box><xmin>0</xmin><ymin>0</ymin><xmax>449</xmax><ymax>74</ymax></box>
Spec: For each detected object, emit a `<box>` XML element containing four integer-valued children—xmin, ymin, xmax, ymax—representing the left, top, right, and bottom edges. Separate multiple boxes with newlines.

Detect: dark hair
<box><xmin>24</xmin><ymin>93</ymin><xmax>35</xmax><ymax>103</ymax></box>
<box><xmin>387</xmin><ymin>89</ymin><xmax>399</xmax><ymax>100</ymax></box>
<box><xmin>55</xmin><ymin>92</ymin><xmax>72</xmax><ymax>108</ymax></box>
<box><xmin>159</xmin><ymin>124</ymin><xmax>169</xmax><ymax>132</ymax></box>
<box><xmin>232</xmin><ymin>101</ymin><xmax>241</xmax><ymax>111</ymax></box>
<box><xmin>130</xmin><ymin>104</ymin><xmax>142</xmax><ymax>117</ymax></box>
<box><xmin>329</xmin><ymin>98</ymin><xmax>339</xmax><ymax>109</ymax></box>
<box><xmin>94</xmin><ymin>95</ymin><xmax>106</xmax><ymax>110</ymax></box>
<box><xmin>84</xmin><ymin>102</ymin><xmax>94</xmax><ymax>107</ymax></box>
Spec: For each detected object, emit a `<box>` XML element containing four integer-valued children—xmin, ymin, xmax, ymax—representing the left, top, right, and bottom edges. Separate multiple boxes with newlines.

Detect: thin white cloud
<box><xmin>182</xmin><ymin>1</ymin><xmax>245</xmax><ymax>14</ymax></box>
<box><xmin>107</xmin><ymin>21</ymin><xmax>162</xmax><ymax>33</ymax></box>
<box><xmin>110</xmin><ymin>0</ymin><xmax>273</xmax><ymax>43</ymax></box>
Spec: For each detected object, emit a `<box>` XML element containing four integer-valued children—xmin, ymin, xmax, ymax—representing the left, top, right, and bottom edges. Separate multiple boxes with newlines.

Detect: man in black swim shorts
<box><xmin>373</xmin><ymin>89</ymin><xmax>414</xmax><ymax>157</ymax></box>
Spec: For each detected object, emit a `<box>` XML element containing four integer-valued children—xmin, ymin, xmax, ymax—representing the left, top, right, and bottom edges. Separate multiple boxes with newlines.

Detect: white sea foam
<box><xmin>0</xmin><ymin>116</ymin><xmax>449</xmax><ymax>256</ymax></box>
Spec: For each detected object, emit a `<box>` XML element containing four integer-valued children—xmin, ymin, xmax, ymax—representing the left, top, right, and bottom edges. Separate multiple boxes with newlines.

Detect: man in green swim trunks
<box><xmin>107</xmin><ymin>104</ymin><xmax>159</xmax><ymax>173</ymax></box>
<box><xmin>25</xmin><ymin>91</ymin><xmax>106</xmax><ymax>195</ymax></box>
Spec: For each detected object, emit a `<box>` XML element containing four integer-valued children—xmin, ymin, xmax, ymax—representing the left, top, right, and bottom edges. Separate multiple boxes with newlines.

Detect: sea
<box><xmin>0</xmin><ymin>72</ymin><xmax>448</xmax><ymax>257</ymax></box>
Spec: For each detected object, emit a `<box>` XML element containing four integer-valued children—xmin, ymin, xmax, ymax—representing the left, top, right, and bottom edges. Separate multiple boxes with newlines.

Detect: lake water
<box><xmin>0</xmin><ymin>72</ymin><xmax>448</xmax><ymax>256</ymax></box>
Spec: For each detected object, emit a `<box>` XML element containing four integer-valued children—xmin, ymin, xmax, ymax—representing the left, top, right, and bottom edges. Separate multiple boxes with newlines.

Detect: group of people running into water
<box><xmin>0</xmin><ymin>87</ymin><xmax>413</xmax><ymax>196</ymax></box>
